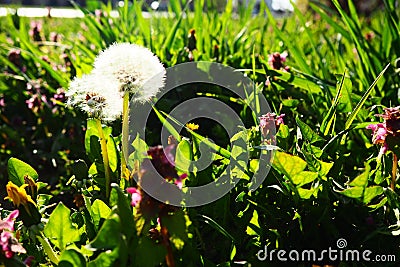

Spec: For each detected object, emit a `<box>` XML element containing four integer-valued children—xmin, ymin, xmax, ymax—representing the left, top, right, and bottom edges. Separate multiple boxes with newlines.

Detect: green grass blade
<box><xmin>345</xmin><ymin>64</ymin><xmax>390</xmax><ymax>130</ymax></box>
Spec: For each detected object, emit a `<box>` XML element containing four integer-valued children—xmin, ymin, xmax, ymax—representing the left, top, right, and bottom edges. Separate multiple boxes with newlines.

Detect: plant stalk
<box><xmin>121</xmin><ymin>93</ymin><xmax>130</xmax><ymax>181</ymax></box>
<box><xmin>95</xmin><ymin>118</ymin><xmax>112</xmax><ymax>199</ymax></box>
<box><xmin>391</xmin><ymin>153</ymin><xmax>398</xmax><ymax>190</ymax></box>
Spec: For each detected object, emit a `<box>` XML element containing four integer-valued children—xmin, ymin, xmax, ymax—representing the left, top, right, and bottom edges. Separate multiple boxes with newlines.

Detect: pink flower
<box><xmin>268</xmin><ymin>52</ymin><xmax>288</xmax><ymax>70</ymax></box>
<box><xmin>259</xmin><ymin>112</ymin><xmax>285</xmax><ymax>138</ymax></box>
<box><xmin>0</xmin><ymin>210</ymin><xmax>26</xmax><ymax>259</ymax></box>
<box><xmin>1</xmin><ymin>231</ymin><xmax>12</xmax><ymax>252</ymax></box>
<box><xmin>366</xmin><ymin>123</ymin><xmax>387</xmax><ymax>145</ymax></box>
<box><xmin>275</xmin><ymin>114</ymin><xmax>286</xmax><ymax>127</ymax></box>
<box><xmin>0</xmin><ymin>210</ymin><xmax>19</xmax><ymax>232</ymax></box>
<box><xmin>174</xmin><ymin>174</ymin><xmax>188</xmax><ymax>189</ymax></box>
<box><xmin>366</xmin><ymin>106</ymin><xmax>400</xmax><ymax>157</ymax></box>
<box><xmin>127</xmin><ymin>187</ymin><xmax>142</xmax><ymax>207</ymax></box>
<box><xmin>366</xmin><ymin>123</ymin><xmax>388</xmax><ymax>157</ymax></box>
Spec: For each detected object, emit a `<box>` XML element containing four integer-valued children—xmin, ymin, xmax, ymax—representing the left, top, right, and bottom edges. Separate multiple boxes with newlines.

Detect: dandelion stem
<box><xmin>391</xmin><ymin>153</ymin><xmax>398</xmax><ymax>190</ymax></box>
<box><xmin>121</xmin><ymin>93</ymin><xmax>130</xmax><ymax>181</ymax></box>
<box><xmin>95</xmin><ymin>118</ymin><xmax>112</xmax><ymax>199</ymax></box>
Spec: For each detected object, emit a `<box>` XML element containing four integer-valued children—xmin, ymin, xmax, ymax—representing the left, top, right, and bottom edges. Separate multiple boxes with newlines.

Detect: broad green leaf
<box><xmin>348</xmin><ymin>164</ymin><xmax>371</xmax><ymax>187</ymax></box>
<box><xmin>129</xmin><ymin>134</ymin><xmax>149</xmax><ymax>163</ymax></box>
<box><xmin>268</xmin><ymin>69</ymin><xmax>324</xmax><ymax>94</ymax></box>
<box><xmin>296</xmin><ymin>117</ymin><xmax>325</xmax><ymax>144</ymax></box>
<box><xmin>291</xmin><ymin>171</ymin><xmax>319</xmax><ymax>186</ymax></box>
<box><xmin>272</xmin><ymin>151</ymin><xmax>307</xmax><ymax>179</ymax></box>
<box><xmin>109</xmin><ymin>184</ymin><xmax>135</xmax><ymax>239</ymax></box>
<box><xmin>298</xmin><ymin>187</ymin><xmax>317</xmax><ymax>199</ymax></box>
<box><xmin>368</xmin><ymin>197</ymin><xmax>387</xmax><ymax>210</ymax></box>
<box><xmin>134</xmin><ymin>236</ymin><xmax>167</xmax><ymax>267</ymax></box>
<box><xmin>276</xmin><ymin>124</ymin><xmax>290</xmax><ymax>139</ymax></box>
<box><xmin>175</xmin><ymin>139</ymin><xmax>192</xmax><ymax>173</ymax></box>
<box><xmin>317</xmin><ymin>160</ymin><xmax>334</xmax><ymax>177</ymax></box>
<box><xmin>91</xmin><ymin>199</ymin><xmax>111</xmax><ymax>229</ymax></box>
<box><xmin>7</xmin><ymin>157</ymin><xmax>38</xmax><ymax>186</ymax></box>
<box><xmin>44</xmin><ymin>203</ymin><xmax>80</xmax><ymax>250</ymax></box>
<box><xmin>87</xmin><ymin>213</ymin><xmax>121</xmax><ymax>250</ymax></box>
<box><xmin>340</xmin><ymin>187</ymin><xmax>364</xmax><ymax>199</ymax></box>
<box><xmin>59</xmin><ymin>249</ymin><xmax>87</xmax><ymax>267</ymax></box>
<box><xmin>70</xmin><ymin>160</ymin><xmax>88</xmax><ymax>181</ymax></box>
<box><xmin>162</xmin><ymin>210</ymin><xmax>191</xmax><ymax>250</ymax></box>
<box><xmin>282</xmin><ymin>99</ymin><xmax>300</xmax><ymax>108</ymax></box>
<box><xmin>88</xmin><ymin>250</ymin><xmax>120</xmax><ymax>267</ymax></box>
<box><xmin>231</xmin><ymin>131</ymin><xmax>249</xmax><ymax>170</ymax></box>
<box><xmin>363</xmin><ymin>186</ymin><xmax>384</xmax><ymax>204</ymax></box>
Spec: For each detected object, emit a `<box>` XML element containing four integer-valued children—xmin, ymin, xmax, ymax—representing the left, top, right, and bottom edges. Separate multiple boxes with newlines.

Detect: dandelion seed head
<box><xmin>67</xmin><ymin>74</ymin><xmax>123</xmax><ymax>121</ymax></box>
<box><xmin>92</xmin><ymin>43</ymin><xmax>166</xmax><ymax>102</ymax></box>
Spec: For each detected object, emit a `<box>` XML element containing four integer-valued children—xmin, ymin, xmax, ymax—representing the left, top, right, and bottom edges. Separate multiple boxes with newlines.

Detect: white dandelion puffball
<box><xmin>92</xmin><ymin>42</ymin><xmax>166</xmax><ymax>102</ymax></box>
<box><xmin>67</xmin><ymin>74</ymin><xmax>123</xmax><ymax>121</ymax></box>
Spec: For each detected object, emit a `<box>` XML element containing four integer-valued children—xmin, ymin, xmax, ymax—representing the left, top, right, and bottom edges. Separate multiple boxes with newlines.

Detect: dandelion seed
<box><xmin>92</xmin><ymin>43</ymin><xmax>166</xmax><ymax>102</ymax></box>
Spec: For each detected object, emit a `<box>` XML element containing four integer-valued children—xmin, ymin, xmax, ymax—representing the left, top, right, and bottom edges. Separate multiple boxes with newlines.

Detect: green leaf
<box><xmin>85</xmin><ymin>119</ymin><xmax>112</xmax><ymax>161</ymax></box>
<box><xmin>317</xmin><ymin>160</ymin><xmax>334</xmax><ymax>177</ymax></box>
<box><xmin>282</xmin><ymin>99</ymin><xmax>300</xmax><ymax>108</ymax></box>
<box><xmin>70</xmin><ymin>160</ymin><xmax>88</xmax><ymax>181</ymax></box>
<box><xmin>106</xmin><ymin>135</ymin><xmax>118</xmax><ymax>172</ymax></box>
<box><xmin>363</xmin><ymin>186</ymin><xmax>384</xmax><ymax>204</ymax></box>
<box><xmin>7</xmin><ymin>157</ymin><xmax>38</xmax><ymax>186</ymax></box>
<box><xmin>337</xmin><ymin>75</ymin><xmax>353</xmax><ymax>112</ymax></box>
<box><xmin>277</xmin><ymin>124</ymin><xmax>290</xmax><ymax>139</ymax></box>
<box><xmin>298</xmin><ymin>187</ymin><xmax>318</xmax><ymax>199</ymax></box>
<box><xmin>91</xmin><ymin>199</ymin><xmax>111</xmax><ymax>229</ymax></box>
<box><xmin>87</xmin><ymin>213</ymin><xmax>121</xmax><ymax>250</ymax></box>
<box><xmin>109</xmin><ymin>184</ymin><xmax>135</xmax><ymax>239</ymax></box>
<box><xmin>59</xmin><ymin>249</ymin><xmax>87</xmax><ymax>267</ymax></box>
<box><xmin>134</xmin><ymin>236</ymin><xmax>166</xmax><ymax>267</ymax></box>
<box><xmin>128</xmin><ymin>134</ymin><xmax>149</xmax><ymax>163</ymax></box>
<box><xmin>175</xmin><ymin>139</ymin><xmax>192</xmax><ymax>173</ymax></box>
<box><xmin>272</xmin><ymin>151</ymin><xmax>307</xmax><ymax>179</ymax></box>
<box><xmin>345</xmin><ymin>64</ymin><xmax>390</xmax><ymax>129</ymax></box>
<box><xmin>246</xmin><ymin>209</ymin><xmax>260</xmax><ymax>236</ymax></box>
<box><xmin>162</xmin><ymin>210</ymin><xmax>191</xmax><ymax>250</ymax></box>
<box><xmin>348</xmin><ymin>164</ymin><xmax>371</xmax><ymax>187</ymax></box>
<box><xmin>296</xmin><ymin>117</ymin><xmax>325</xmax><ymax>144</ymax></box>
<box><xmin>340</xmin><ymin>187</ymin><xmax>364</xmax><ymax>199</ymax></box>
<box><xmin>268</xmin><ymin>69</ymin><xmax>324</xmax><ymax>94</ymax></box>
<box><xmin>320</xmin><ymin>72</ymin><xmax>346</xmax><ymax>136</ymax></box>
<box><xmin>291</xmin><ymin>171</ymin><xmax>319</xmax><ymax>186</ymax></box>
<box><xmin>44</xmin><ymin>203</ymin><xmax>80</xmax><ymax>250</ymax></box>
